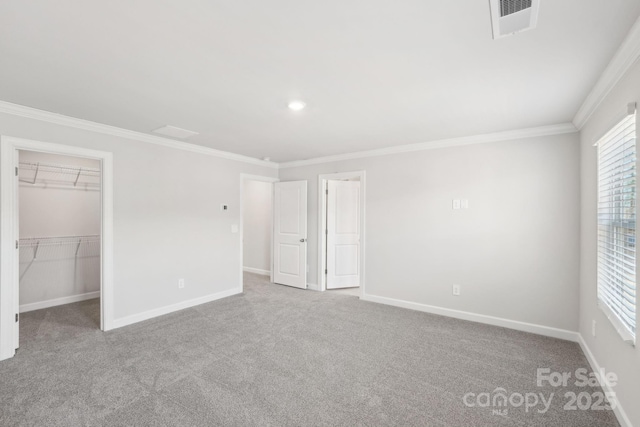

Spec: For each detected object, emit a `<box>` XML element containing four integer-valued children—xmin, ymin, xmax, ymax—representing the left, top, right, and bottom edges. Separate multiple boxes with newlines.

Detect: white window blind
<box><xmin>597</xmin><ymin>110</ymin><xmax>637</xmax><ymax>345</ymax></box>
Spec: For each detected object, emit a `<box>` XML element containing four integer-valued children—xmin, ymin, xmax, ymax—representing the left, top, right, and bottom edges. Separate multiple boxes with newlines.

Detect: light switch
<box><xmin>231</xmin><ymin>224</ymin><xmax>239</xmax><ymax>233</ymax></box>
<box><xmin>461</xmin><ymin>199</ymin><xmax>469</xmax><ymax>209</ymax></box>
<box><xmin>452</xmin><ymin>199</ymin><xmax>461</xmax><ymax>210</ymax></box>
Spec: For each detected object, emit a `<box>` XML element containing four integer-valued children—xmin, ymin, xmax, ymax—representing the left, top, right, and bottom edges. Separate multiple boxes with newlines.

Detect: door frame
<box><xmin>0</xmin><ymin>136</ymin><xmax>114</xmax><ymax>361</ymax></box>
<box><xmin>239</xmin><ymin>174</ymin><xmax>279</xmax><ymax>291</ymax></box>
<box><xmin>318</xmin><ymin>171</ymin><xmax>366</xmax><ymax>294</ymax></box>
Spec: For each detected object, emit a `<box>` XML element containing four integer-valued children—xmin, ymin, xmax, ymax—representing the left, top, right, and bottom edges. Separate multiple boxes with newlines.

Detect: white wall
<box><xmin>18</xmin><ymin>151</ymin><xmax>101</xmax><ymax>306</ymax></box>
<box><xmin>0</xmin><ymin>112</ymin><xmax>277</xmax><ymax>322</ymax></box>
<box><xmin>579</xmin><ymin>60</ymin><xmax>640</xmax><ymax>427</ymax></box>
<box><xmin>280</xmin><ymin>132</ymin><xmax>581</xmax><ymax>332</ymax></box>
<box><xmin>242</xmin><ymin>180</ymin><xmax>272</xmax><ymax>273</ymax></box>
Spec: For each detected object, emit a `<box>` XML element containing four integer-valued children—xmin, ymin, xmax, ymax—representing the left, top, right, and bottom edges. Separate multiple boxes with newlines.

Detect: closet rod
<box><xmin>18</xmin><ymin>161</ymin><xmax>100</xmax><ymax>177</ymax></box>
<box><xmin>20</xmin><ymin>234</ymin><xmax>100</xmax><ymax>240</ymax></box>
<box><xmin>19</xmin><ymin>235</ymin><xmax>101</xmax><ymax>247</ymax></box>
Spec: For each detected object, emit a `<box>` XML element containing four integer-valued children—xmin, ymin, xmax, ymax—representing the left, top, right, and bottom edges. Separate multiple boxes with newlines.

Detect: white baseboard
<box><xmin>19</xmin><ymin>291</ymin><xmax>100</xmax><ymax>313</ymax></box>
<box><xmin>112</xmin><ymin>287</ymin><xmax>242</xmax><ymax>329</ymax></box>
<box><xmin>360</xmin><ymin>293</ymin><xmax>579</xmax><ymax>342</ymax></box>
<box><xmin>307</xmin><ymin>283</ymin><xmax>320</xmax><ymax>291</ymax></box>
<box><xmin>243</xmin><ymin>266</ymin><xmax>271</xmax><ymax>276</ymax></box>
<box><xmin>577</xmin><ymin>334</ymin><xmax>632</xmax><ymax>427</ymax></box>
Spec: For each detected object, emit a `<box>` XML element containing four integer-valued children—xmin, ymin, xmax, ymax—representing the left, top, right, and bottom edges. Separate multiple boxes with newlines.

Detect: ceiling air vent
<box><xmin>489</xmin><ymin>0</ymin><xmax>540</xmax><ymax>39</ymax></box>
<box><xmin>152</xmin><ymin>125</ymin><xmax>199</xmax><ymax>139</ymax></box>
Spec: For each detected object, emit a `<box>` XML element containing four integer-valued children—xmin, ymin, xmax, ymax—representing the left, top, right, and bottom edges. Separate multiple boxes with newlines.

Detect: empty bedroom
<box><xmin>0</xmin><ymin>1</ymin><xmax>639</xmax><ymax>426</ymax></box>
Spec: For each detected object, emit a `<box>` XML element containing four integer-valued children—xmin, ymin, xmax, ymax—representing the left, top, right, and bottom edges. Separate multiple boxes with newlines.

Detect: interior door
<box><xmin>326</xmin><ymin>180</ymin><xmax>361</xmax><ymax>289</ymax></box>
<box><xmin>273</xmin><ymin>181</ymin><xmax>307</xmax><ymax>289</ymax></box>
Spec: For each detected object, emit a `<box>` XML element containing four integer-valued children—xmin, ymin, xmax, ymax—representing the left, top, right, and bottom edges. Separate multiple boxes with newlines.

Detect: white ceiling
<box><xmin>1</xmin><ymin>1</ymin><xmax>639</xmax><ymax>163</ymax></box>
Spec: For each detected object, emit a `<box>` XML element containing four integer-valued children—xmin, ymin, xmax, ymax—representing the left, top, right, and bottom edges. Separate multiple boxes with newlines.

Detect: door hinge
<box><xmin>16</xmin><ymin>240</ymin><xmax>18</xmax><ymax>249</ymax></box>
<box><xmin>325</xmin><ymin>268</ymin><xmax>328</xmax><ymax>275</ymax></box>
<box><xmin>325</xmin><ymin>189</ymin><xmax>328</xmax><ymax>195</ymax></box>
<box><xmin>15</xmin><ymin>166</ymin><xmax>18</xmax><ymax>176</ymax></box>
<box><xmin>15</xmin><ymin>313</ymin><xmax>19</xmax><ymax>323</ymax></box>
<box><xmin>325</xmin><ymin>229</ymin><xmax>328</xmax><ymax>235</ymax></box>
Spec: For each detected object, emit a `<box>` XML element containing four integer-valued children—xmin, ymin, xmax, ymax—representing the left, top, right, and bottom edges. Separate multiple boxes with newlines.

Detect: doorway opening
<box><xmin>240</xmin><ymin>174</ymin><xmax>278</xmax><ymax>291</ymax></box>
<box><xmin>318</xmin><ymin>171</ymin><xmax>366</xmax><ymax>295</ymax></box>
<box><xmin>18</xmin><ymin>150</ymin><xmax>102</xmax><ymax>344</ymax></box>
<box><xmin>0</xmin><ymin>136</ymin><xmax>114</xmax><ymax>361</ymax></box>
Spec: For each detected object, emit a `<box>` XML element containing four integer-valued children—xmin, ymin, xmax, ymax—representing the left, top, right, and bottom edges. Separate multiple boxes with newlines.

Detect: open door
<box><xmin>273</xmin><ymin>181</ymin><xmax>307</xmax><ymax>289</ymax></box>
<box><xmin>326</xmin><ymin>180</ymin><xmax>361</xmax><ymax>289</ymax></box>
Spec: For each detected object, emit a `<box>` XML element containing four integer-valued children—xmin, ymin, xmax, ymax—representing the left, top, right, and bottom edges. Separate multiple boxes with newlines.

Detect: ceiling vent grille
<box><xmin>500</xmin><ymin>0</ymin><xmax>532</xmax><ymax>17</ymax></box>
<box><xmin>490</xmin><ymin>0</ymin><xmax>539</xmax><ymax>39</ymax></box>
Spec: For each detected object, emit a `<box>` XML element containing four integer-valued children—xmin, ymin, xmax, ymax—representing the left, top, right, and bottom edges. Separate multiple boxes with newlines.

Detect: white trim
<box><xmin>112</xmin><ymin>287</ymin><xmax>242</xmax><ymax>329</ymax></box>
<box><xmin>243</xmin><ymin>267</ymin><xmax>271</xmax><ymax>276</ymax></box>
<box><xmin>19</xmin><ymin>292</ymin><xmax>100</xmax><ymax>313</ymax></box>
<box><xmin>0</xmin><ymin>136</ymin><xmax>115</xmax><ymax>361</ymax></box>
<box><xmin>360</xmin><ymin>293</ymin><xmax>579</xmax><ymax>342</ymax></box>
<box><xmin>592</xmin><ymin>104</ymin><xmax>638</xmax><ymax>147</ymax></box>
<box><xmin>280</xmin><ymin>123</ymin><xmax>577</xmax><ymax>168</ymax></box>
<box><xmin>0</xmin><ymin>101</ymin><xmax>277</xmax><ymax>169</ymax></box>
<box><xmin>319</xmin><ymin>178</ymin><xmax>326</xmax><ymax>291</ymax></box>
<box><xmin>0</xmin><ymin>141</ymin><xmax>17</xmax><ymax>360</ymax></box>
<box><xmin>239</xmin><ymin>174</ymin><xmax>279</xmax><ymax>291</ymax></box>
<box><xmin>0</xmin><ymin>100</ymin><xmax>579</xmax><ymax>169</ymax></box>
<box><xmin>307</xmin><ymin>283</ymin><xmax>320</xmax><ymax>291</ymax></box>
<box><xmin>597</xmin><ymin>299</ymin><xmax>636</xmax><ymax>347</ymax></box>
<box><xmin>318</xmin><ymin>171</ymin><xmax>366</xmax><ymax>297</ymax></box>
<box><xmin>574</xmin><ymin>16</ymin><xmax>640</xmax><ymax>129</ymax></box>
<box><xmin>101</xmin><ymin>150</ymin><xmax>115</xmax><ymax>332</ymax></box>
<box><xmin>577</xmin><ymin>335</ymin><xmax>633</xmax><ymax>427</ymax></box>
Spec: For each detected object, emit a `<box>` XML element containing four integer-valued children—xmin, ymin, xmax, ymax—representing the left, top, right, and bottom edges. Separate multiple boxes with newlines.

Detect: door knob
<box><xmin>300</xmin><ymin>238</ymin><xmax>307</xmax><ymax>242</ymax></box>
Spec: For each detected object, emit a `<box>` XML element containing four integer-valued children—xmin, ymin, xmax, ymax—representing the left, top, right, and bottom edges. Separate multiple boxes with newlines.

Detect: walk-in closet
<box><xmin>18</xmin><ymin>150</ymin><xmax>101</xmax><ymax>330</ymax></box>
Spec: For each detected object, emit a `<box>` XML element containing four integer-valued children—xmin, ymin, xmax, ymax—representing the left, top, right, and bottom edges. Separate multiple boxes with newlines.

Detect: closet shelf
<box><xmin>19</xmin><ymin>235</ymin><xmax>100</xmax><ymax>247</ymax></box>
<box><xmin>19</xmin><ymin>235</ymin><xmax>100</xmax><ymax>265</ymax></box>
<box><xmin>18</xmin><ymin>161</ymin><xmax>101</xmax><ymax>188</ymax></box>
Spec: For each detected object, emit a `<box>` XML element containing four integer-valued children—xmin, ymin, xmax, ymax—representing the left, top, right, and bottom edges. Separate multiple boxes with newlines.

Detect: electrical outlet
<box><xmin>220</xmin><ymin>204</ymin><xmax>228</xmax><ymax>211</ymax></box>
<box><xmin>452</xmin><ymin>199</ymin><xmax>461</xmax><ymax>210</ymax></box>
<box><xmin>592</xmin><ymin>320</ymin><xmax>596</xmax><ymax>337</ymax></box>
<box><xmin>178</xmin><ymin>278</ymin><xmax>185</xmax><ymax>289</ymax></box>
<box><xmin>452</xmin><ymin>284</ymin><xmax>461</xmax><ymax>296</ymax></box>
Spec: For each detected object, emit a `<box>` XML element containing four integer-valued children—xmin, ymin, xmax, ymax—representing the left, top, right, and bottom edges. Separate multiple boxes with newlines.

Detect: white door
<box><xmin>326</xmin><ymin>180</ymin><xmax>361</xmax><ymax>289</ymax></box>
<box><xmin>273</xmin><ymin>181</ymin><xmax>307</xmax><ymax>289</ymax></box>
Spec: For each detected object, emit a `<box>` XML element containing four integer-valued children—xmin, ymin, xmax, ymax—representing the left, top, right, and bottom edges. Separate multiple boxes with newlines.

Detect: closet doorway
<box><xmin>0</xmin><ymin>137</ymin><xmax>114</xmax><ymax>361</ymax></box>
<box><xmin>18</xmin><ymin>150</ymin><xmax>102</xmax><ymax>341</ymax></box>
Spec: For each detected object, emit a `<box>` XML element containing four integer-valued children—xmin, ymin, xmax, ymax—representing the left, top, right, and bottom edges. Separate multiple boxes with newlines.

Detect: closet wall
<box><xmin>242</xmin><ymin>180</ymin><xmax>272</xmax><ymax>274</ymax></box>
<box><xmin>19</xmin><ymin>150</ymin><xmax>101</xmax><ymax>311</ymax></box>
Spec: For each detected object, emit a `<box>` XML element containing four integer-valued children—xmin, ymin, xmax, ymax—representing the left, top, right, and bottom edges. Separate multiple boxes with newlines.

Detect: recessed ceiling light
<box><xmin>288</xmin><ymin>101</ymin><xmax>306</xmax><ymax>111</ymax></box>
<box><xmin>152</xmin><ymin>125</ymin><xmax>199</xmax><ymax>139</ymax></box>
<box><xmin>263</xmin><ymin>157</ymin><xmax>271</xmax><ymax>162</ymax></box>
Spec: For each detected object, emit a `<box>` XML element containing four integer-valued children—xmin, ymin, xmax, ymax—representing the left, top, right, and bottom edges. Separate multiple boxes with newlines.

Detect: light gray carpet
<box><xmin>0</xmin><ymin>273</ymin><xmax>619</xmax><ymax>426</ymax></box>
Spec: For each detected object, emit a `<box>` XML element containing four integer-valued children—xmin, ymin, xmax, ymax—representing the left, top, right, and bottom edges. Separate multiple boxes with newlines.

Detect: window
<box><xmin>597</xmin><ymin>109</ymin><xmax>637</xmax><ymax>345</ymax></box>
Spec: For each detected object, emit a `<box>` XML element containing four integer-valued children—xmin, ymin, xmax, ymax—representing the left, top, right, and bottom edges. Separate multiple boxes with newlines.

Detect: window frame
<box><xmin>596</xmin><ymin>106</ymin><xmax>637</xmax><ymax>346</ymax></box>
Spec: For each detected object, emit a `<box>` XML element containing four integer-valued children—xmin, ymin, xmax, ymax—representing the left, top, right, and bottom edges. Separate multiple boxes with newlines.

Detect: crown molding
<box><xmin>0</xmin><ymin>100</ymin><xmax>578</xmax><ymax>170</ymax></box>
<box><xmin>573</xmin><ymin>16</ymin><xmax>640</xmax><ymax>130</ymax></box>
<box><xmin>0</xmin><ymin>100</ymin><xmax>278</xmax><ymax>169</ymax></box>
<box><xmin>279</xmin><ymin>122</ymin><xmax>577</xmax><ymax>169</ymax></box>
